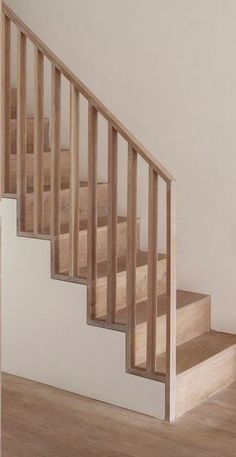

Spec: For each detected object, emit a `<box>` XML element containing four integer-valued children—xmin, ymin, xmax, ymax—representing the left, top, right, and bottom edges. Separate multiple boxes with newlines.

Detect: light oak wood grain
<box><xmin>34</xmin><ymin>48</ymin><xmax>44</xmax><ymax>233</ymax></box>
<box><xmin>59</xmin><ymin>217</ymin><xmax>140</xmax><ymax>271</ymax></box>
<box><xmin>9</xmin><ymin>117</ymin><xmax>49</xmax><ymax>155</ymax></box>
<box><xmin>16</xmin><ymin>30</ymin><xmax>27</xmax><ymax>233</ymax></box>
<box><xmin>89</xmin><ymin>254</ymin><xmax>166</xmax><ymax>318</ymax></box>
<box><xmin>133</xmin><ymin>291</ymin><xmax>211</xmax><ymax>366</ymax></box>
<box><xmin>87</xmin><ymin>103</ymin><xmax>98</xmax><ymax>315</ymax></box>
<box><xmin>2</xmin><ymin>13</ymin><xmax>11</xmax><ymax>194</ymax></box>
<box><xmin>107</xmin><ymin>125</ymin><xmax>118</xmax><ymax>324</ymax></box>
<box><xmin>50</xmin><ymin>65</ymin><xmax>61</xmax><ymax>274</ymax></box>
<box><xmin>147</xmin><ymin>167</ymin><xmax>158</xmax><ymax>373</ymax></box>
<box><xmin>126</xmin><ymin>146</ymin><xmax>137</xmax><ymax>369</ymax></box>
<box><xmin>9</xmin><ymin>149</ymin><xmax>70</xmax><ymax>193</ymax></box>
<box><xmin>69</xmin><ymin>84</ymin><xmax>80</xmax><ymax>277</ymax></box>
<box><xmin>166</xmin><ymin>181</ymin><xmax>177</xmax><ymax>421</ymax></box>
<box><xmin>33</xmin><ymin>47</ymin><xmax>44</xmax><ymax>234</ymax></box>
<box><xmin>2</xmin><ymin>374</ymin><xmax>236</xmax><ymax>457</ymax></box>
<box><xmin>176</xmin><ymin>332</ymin><xmax>236</xmax><ymax>417</ymax></box>
<box><xmin>10</xmin><ymin>86</ymin><xmax>17</xmax><ymax>118</ymax></box>
<box><xmin>24</xmin><ymin>183</ymin><xmax>108</xmax><ymax>233</ymax></box>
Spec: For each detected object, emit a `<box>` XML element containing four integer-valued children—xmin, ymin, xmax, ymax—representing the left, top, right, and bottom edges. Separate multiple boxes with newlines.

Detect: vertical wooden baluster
<box><xmin>51</xmin><ymin>65</ymin><xmax>61</xmax><ymax>275</ymax></box>
<box><xmin>165</xmin><ymin>180</ymin><xmax>176</xmax><ymax>422</ymax></box>
<box><xmin>33</xmin><ymin>47</ymin><xmax>44</xmax><ymax>234</ymax></box>
<box><xmin>107</xmin><ymin>125</ymin><xmax>118</xmax><ymax>324</ymax></box>
<box><xmin>69</xmin><ymin>84</ymin><xmax>80</xmax><ymax>278</ymax></box>
<box><xmin>126</xmin><ymin>145</ymin><xmax>137</xmax><ymax>369</ymax></box>
<box><xmin>146</xmin><ymin>167</ymin><xmax>158</xmax><ymax>373</ymax></box>
<box><xmin>87</xmin><ymin>103</ymin><xmax>98</xmax><ymax>318</ymax></box>
<box><xmin>2</xmin><ymin>14</ymin><xmax>11</xmax><ymax>194</ymax></box>
<box><xmin>17</xmin><ymin>31</ymin><xmax>27</xmax><ymax>233</ymax></box>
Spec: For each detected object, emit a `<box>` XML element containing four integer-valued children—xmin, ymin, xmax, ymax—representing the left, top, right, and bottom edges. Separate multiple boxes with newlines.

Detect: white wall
<box><xmin>5</xmin><ymin>0</ymin><xmax>236</xmax><ymax>334</ymax></box>
<box><xmin>0</xmin><ymin>199</ymin><xmax>165</xmax><ymax>418</ymax></box>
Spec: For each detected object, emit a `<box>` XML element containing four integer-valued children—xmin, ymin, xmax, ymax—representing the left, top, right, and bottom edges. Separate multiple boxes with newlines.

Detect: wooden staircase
<box><xmin>1</xmin><ymin>3</ymin><xmax>236</xmax><ymax>421</ymax></box>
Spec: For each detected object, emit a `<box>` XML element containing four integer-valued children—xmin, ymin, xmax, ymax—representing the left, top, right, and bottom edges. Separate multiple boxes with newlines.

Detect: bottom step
<box><xmin>176</xmin><ymin>331</ymin><xmax>236</xmax><ymax>417</ymax></box>
<box><xmin>137</xmin><ymin>330</ymin><xmax>236</xmax><ymax>417</ymax></box>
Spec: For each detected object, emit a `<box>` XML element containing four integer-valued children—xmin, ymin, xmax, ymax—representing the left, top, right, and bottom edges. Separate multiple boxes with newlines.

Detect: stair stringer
<box><xmin>0</xmin><ymin>198</ymin><xmax>165</xmax><ymax>419</ymax></box>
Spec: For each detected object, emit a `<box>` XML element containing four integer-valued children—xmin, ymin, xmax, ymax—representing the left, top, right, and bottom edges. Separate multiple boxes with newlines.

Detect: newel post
<box><xmin>165</xmin><ymin>180</ymin><xmax>177</xmax><ymax>421</ymax></box>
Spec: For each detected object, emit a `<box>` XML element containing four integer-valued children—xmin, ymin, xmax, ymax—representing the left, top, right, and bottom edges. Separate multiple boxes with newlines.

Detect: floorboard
<box><xmin>2</xmin><ymin>373</ymin><xmax>236</xmax><ymax>457</ymax></box>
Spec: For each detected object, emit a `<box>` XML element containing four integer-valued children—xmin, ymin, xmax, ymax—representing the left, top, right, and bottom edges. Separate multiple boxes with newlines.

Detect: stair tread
<box><xmin>26</xmin><ymin>182</ymin><xmax>71</xmax><ymax>193</ymax></box>
<box><xmin>10</xmin><ymin>148</ymin><xmax>70</xmax><ymax>156</ymax></box>
<box><xmin>26</xmin><ymin>181</ymin><xmax>107</xmax><ymax>194</ymax></box>
<box><xmin>107</xmin><ymin>290</ymin><xmax>209</xmax><ymax>325</ymax></box>
<box><xmin>62</xmin><ymin>251</ymin><xmax>166</xmax><ymax>279</ymax></box>
<box><xmin>138</xmin><ymin>330</ymin><xmax>236</xmax><ymax>375</ymax></box>
<box><xmin>58</xmin><ymin>216</ymin><xmax>127</xmax><ymax>235</ymax></box>
<box><xmin>11</xmin><ymin>117</ymin><xmax>49</xmax><ymax>121</ymax></box>
<box><xmin>175</xmin><ymin>330</ymin><xmax>236</xmax><ymax>374</ymax></box>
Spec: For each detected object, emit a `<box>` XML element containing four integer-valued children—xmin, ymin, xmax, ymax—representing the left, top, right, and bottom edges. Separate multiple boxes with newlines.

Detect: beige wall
<box><xmin>5</xmin><ymin>0</ymin><xmax>236</xmax><ymax>334</ymax></box>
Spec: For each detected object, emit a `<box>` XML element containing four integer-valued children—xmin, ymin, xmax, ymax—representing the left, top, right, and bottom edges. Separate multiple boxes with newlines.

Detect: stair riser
<box><xmin>9</xmin><ymin>150</ymin><xmax>70</xmax><ymax>193</ymax></box>
<box><xmin>10</xmin><ymin>118</ymin><xmax>50</xmax><ymax>153</ymax></box>
<box><xmin>24</xmin><ymin>184</ymin><xmax>108</xmax><ymax>232</ymax></box>
<box><xmin>59</xmin><ymin>221</ymin><xmax>140</xmax><ymax>270</ymax></box>
<box><xmin>94</xmin><ymin>258</ymin><xmax>167</xmax><ymax>318</ymax></box>
<box><xmin>176</xmin><ymin>345</ymin><xmax>236</xmax><ymax>417</ymax></box>
<box><xmin>135</xmin><ymin>297</ymin><xmax>211</xmax><ymax>366</ymax></box>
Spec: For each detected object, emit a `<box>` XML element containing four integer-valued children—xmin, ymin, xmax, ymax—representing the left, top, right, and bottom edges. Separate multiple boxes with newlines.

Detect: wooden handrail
<box><xmin>2</xmin><ymin>1</ymin><xmax>175</xmax><ymax>183</ymax></box>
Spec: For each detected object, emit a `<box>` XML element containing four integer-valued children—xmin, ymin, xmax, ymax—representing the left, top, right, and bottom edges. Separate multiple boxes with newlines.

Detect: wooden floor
<box><xmin>2</xmin><ymin>373</ymin><xmax>236</xmax><ymax>457</ymax></box>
